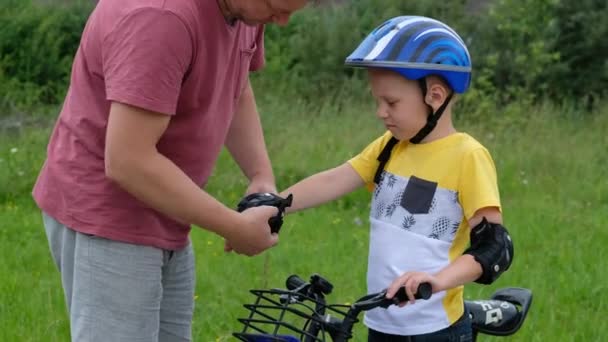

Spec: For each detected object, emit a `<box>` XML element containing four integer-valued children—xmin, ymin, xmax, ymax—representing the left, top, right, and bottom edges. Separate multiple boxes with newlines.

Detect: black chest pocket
<box><xmin>400</xmin><ymin>176</ymin><xmax>438</xmax><ymax>214</ymax></box>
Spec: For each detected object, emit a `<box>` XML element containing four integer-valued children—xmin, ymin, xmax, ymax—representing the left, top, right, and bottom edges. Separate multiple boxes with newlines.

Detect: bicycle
<box><xmin>233</xmin><ymin>273</ymin><xmax>532</xmax><ymax>342</ymax></box>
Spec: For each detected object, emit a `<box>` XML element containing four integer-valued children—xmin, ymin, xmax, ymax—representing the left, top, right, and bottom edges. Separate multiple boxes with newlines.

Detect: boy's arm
<box><xmin>434</xmin><ymin>206</ymin><xmax>502</xmax><ymax>288</ymax></box>
<box><xmin>280</xmin><ymin>163</ymin><xmax>364</xmax><ymax>213</ymax></box>
<box><xmin>386</xmin><ymin>206</ymin><xmax>501</xmax><ymax>303</ymax></box>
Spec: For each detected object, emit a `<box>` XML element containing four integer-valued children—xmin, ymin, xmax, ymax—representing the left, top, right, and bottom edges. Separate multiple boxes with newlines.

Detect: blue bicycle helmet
<box><xmin>345</xmin><ymin>16</ymin><xmax>472</xmax><ymax>143</ymax></box>
<box><xmin>345</xmin><ymin>16</ymin><xmax>471</xmax><ymax>93</ymax></box>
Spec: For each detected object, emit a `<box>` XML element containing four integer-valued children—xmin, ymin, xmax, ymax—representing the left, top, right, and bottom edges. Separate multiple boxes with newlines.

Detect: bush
<box><xmin>551</xmin><ymin>0</ymin><xmax>608</xmax><ymax>104</ymax></box>
<box><xmin>463</xmin><ymin>0</ymin><xmax>607</xmax><ymax>106</ymax></box>
<box><xmin>0</xmin><ymin>0</ymin><xmax>605</xmax><ymax>113</ymax></box>
<box><xmin>262</xmin><ymin>0</ymin><xmax>470</xmax><ymax>101</ymax></box>
<box><xmin>0</xmin><ymin>0</ymin><xmax>92</xmax><ymax>111</ymax></box>
<box><xmin>464</xmin><ymin>0</ymin><xmax>560</xmax><ymax>104</ymax></box>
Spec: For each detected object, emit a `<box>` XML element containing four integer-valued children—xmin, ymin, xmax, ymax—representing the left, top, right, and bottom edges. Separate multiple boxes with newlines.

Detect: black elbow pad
<box><xmin>464</xmin><ymin>217</ymin><xmax>514</xmax><ymax>285</ymax></box>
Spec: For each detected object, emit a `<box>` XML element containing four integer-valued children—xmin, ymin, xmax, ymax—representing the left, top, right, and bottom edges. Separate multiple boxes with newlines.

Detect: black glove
<box><xmin>236</xmin><ymin>193</ymin><xmax>293</xmax><ymax>234</ymax></box>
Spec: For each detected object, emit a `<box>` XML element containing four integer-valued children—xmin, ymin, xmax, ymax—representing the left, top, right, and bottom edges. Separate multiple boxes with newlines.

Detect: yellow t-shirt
<box><xmin>348</xmin><ymin>131</ymin><xmax>501</xmax><ymax>335</ymax></box>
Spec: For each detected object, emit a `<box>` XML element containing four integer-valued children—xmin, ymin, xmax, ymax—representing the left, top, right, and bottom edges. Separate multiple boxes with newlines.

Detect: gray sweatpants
<box><xmin>42</xmin><ymin>212</ymin><xmax>195</xmax><ymax>342</ymax></box>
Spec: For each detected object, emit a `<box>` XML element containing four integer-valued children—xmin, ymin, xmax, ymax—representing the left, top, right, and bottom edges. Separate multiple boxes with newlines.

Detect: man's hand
<box><xmin>225</xmin><ymin>191</ymin><xmax>292</xmax><ymax>252</ymax></box>
<box><xmin>224</xmin><ymin>206</ymin><xmax>279</xmax><ymax>256</ymax></box>
<box><xmin>225</xmin><ymin>178</ymin><xmax>277</xmax><ymax>252</ymax></box>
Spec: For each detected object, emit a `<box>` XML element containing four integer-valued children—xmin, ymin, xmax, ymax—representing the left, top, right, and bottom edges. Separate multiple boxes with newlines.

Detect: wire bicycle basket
<box><xmin>233</xmin><ymin>275</ymin><xmax>355</xmax><ymax>342</ymax></box>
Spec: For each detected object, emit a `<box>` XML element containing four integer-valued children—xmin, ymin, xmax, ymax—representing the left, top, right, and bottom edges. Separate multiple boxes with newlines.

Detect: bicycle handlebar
<box><xmin>287</xmin><ymin>274</ymin><xmax>431</xmax><ymax>309</ymax></box>
<box><xmin>285</xmin><ymin>274</ymin><xmax>433</xmax><ymax>342</ymax></box>
<box><xmin>285</xmin><ymin>274</ymin><xmax>432</xmax><ymax>342</ymax></box>
<box><xmin>286</xmin><ymin>274</ymin><xmax>308</xmax><ymax>290</ymax></box>
<box><xmin>235</xmin><ymin>274</ymin><xmax>434</xmax><ymax>342</ymax></box>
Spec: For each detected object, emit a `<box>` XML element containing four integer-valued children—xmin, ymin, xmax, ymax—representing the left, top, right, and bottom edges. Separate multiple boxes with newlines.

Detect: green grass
<box><xmin>1</xmin><ymin>98</ymin><xmax>607</xmax><ymax>341</ymax></box>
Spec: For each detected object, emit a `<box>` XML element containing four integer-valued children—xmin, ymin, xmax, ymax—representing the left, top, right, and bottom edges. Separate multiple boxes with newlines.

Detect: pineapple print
<box><xmin>373</xmin><ymin>172</ymin><xmax>386</xmax><ymax>199</ymax></box>
<box><xmin>385</xmin><ymin>203</ymin><xmax>397</xmax><ymax>218</ymax></box>
<box><xmin>451</xmin><ymin>221</ymin><xmax>461</xmax><ymax>236</ymax></box>
<box><xmin>387</xmin><ymin>174</ymin><xmax>397</xmax><ymax>188</ymax></box>
<box><xmin>430</xmin><ymin>216</ymin><xmax>451</xmax><ymax>241</ymax></box>
<box><xmin>402</xmin><ymin>215</ymin><xmax>416</xmax><ymax>230</ymax></box>
<box><xmin>386</xmin><ymin>188</ymin><xmax>403</xmax><ymax>218</ymax></box>
<box><xmin>451</xmin><ymin>191</ymin><xmax>459</xmax><ymax>204</ymax></box>
<box><xmin>374</xmin><ymin>200</ymin><xmax>386</xmax><ymax>219</ymax></box>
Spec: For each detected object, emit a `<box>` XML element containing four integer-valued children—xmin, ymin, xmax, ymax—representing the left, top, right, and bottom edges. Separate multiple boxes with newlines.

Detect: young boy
<box><xmin>280</xmin><ymin>16</ymin><xmax>514</xmax><ymax>341</ymax></box>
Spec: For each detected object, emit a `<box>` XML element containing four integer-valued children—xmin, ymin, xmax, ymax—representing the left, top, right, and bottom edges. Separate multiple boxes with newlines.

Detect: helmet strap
<box><xmin>410</xmin><ymin>78</ymin><xmax>454</xmax><ymax>144</ymax></box>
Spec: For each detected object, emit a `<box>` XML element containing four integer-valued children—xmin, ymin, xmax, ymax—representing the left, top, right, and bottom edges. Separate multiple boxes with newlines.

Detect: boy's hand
<box><xmin>386</xmin><ymin>271</ymin><xmax>443</xmax><ymax>306</ymax></box>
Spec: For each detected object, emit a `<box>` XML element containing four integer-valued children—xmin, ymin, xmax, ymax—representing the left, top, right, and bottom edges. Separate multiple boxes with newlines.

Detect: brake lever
<box><xmin>279</xmin><ymin>283</ymin><xmax>310</xmax><ymax>304</ymax></box>
<box><xmin>354</xmin><ymin>292</ymin><xmax>391</xmax><ymax>311</ymax></box>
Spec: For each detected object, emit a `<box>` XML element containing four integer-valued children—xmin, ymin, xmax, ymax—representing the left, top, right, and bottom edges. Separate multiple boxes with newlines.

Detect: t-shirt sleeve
<box><xmin>250</xmin><ymin>25</ymin><xmax>265</xmax><ymax>71</ymax></box>
<box><xmin>348</xmin><ymin>131</ymin><xmax>394</xmax><ymax>190</ymax></box>
<box><xmin>459</xmin><ymin>147</ymin><xmax>502</xmax><ymax>220</ymax></box>
<box><xmin>102</xmin><ymin>8</ymin><xmax>193</xmax><ymax>115</ymax></box>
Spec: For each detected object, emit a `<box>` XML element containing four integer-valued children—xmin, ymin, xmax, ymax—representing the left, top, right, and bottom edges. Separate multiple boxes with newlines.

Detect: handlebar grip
<box><xmin>394</xmin><ymin>282</ymin><xmax>433</xmax><ymax>302</ymax></box>
<box><xmin>416</xmin><ymin>282</ymin><xmax>433</xmax><ymax>300</ymax></box>
<box><xmin>286</xmin><ymin>274</ymin><xmax>307</xmax><ymax>290</ymax></box>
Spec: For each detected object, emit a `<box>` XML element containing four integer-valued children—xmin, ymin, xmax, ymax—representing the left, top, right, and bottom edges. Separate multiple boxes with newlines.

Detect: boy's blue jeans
<box><xmin>42</xmin><ymin>212</ymin><xmax>195</xmax><ymax>342</ymax></box>
<box><xmin>368</xmin><ymin>311</ymin><xmax>473</xmax><ymax>342</ymax></box>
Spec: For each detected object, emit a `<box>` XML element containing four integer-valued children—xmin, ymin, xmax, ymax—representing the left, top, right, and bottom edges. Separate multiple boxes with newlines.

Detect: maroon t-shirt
<box><xmin>33</xmin><ymin>0</ymin><xmax>265</xmax><ymax>250</ymax></box>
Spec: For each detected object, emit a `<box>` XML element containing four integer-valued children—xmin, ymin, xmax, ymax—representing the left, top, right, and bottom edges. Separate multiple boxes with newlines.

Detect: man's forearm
<box><xmin>225</xmin><ymin>80</ymin><xmax>275</xmax><ymax>185</ymax></box>
<box><xmin>106</xmin><ymin>150</ymin><xmax>241</xmax><ymax>239</ymax></box>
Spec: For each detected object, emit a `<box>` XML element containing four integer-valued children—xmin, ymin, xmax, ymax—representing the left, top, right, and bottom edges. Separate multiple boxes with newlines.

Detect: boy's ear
<box><xmin>424</xmin><ymin>77</ymin><xmax>450</xmax><ymax>111</ymax></box>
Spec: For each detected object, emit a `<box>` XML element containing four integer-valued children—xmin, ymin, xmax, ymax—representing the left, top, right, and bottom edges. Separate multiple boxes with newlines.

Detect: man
<box><xmin>32</xmin><ymin>0</ymin><xmax>310</xmax><ymax>340</ymax></box>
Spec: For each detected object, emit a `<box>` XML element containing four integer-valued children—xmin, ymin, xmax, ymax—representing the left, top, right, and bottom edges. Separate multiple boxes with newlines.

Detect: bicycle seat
<box><xmin>464</xmin><ymin>287</ymin><xmax>532</xmax><ymax>336</ymax></box>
